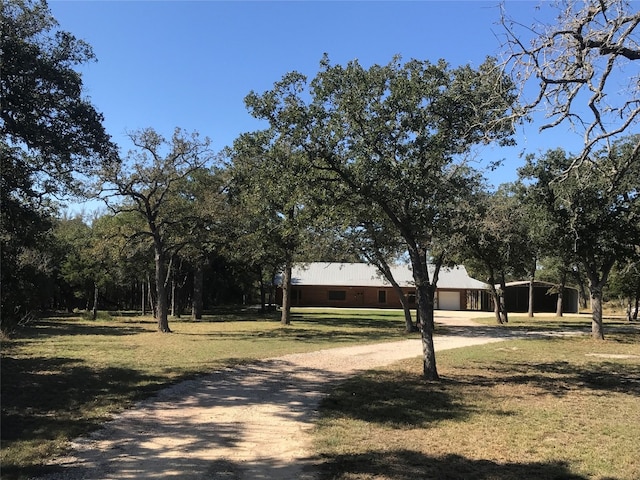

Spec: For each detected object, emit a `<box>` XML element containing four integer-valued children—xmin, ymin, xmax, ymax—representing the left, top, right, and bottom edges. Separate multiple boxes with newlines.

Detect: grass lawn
<box><xmin>2</xmin><ymin>309</ymin><xmax>638</xmax><ymax>479</ymax></box>
<box><xmin>314</xmin><ymin>317</ymin><xmax>640</xmax><ymax>480</ymax></box>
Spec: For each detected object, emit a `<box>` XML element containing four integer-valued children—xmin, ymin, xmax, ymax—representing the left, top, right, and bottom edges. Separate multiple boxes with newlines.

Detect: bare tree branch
<box><xmin>500</xmin><ymin>0</ymin><xmax>640</xmax><ymax>173</ymax></box>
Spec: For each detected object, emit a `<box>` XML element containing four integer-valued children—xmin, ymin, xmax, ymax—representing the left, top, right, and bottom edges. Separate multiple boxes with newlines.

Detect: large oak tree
<box><xmin>245</xmin><ymin>55</ymin><xmax>516</xmax><ymax>379</ymax></box>
<box><xmin>100</xmin><ymin>128</ymin><xmax>217</xmax><ymax>332</ymax></box>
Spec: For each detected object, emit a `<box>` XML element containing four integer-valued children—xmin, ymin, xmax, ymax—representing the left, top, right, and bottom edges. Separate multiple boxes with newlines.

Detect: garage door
<box><xmin>438</xmin><ymin>291</ymin><xmax>460</xmax><ymax>310</ymax></box>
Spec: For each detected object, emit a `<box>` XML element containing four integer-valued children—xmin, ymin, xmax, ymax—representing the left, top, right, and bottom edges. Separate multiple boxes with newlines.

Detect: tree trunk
<box><xmin>141</xmin><ymin>280</ymin><xmax>146</xmax><ymax>316</ymax></box>
<box><xmin>556</xmin><ymin>286</ymin><xmax>564</xmax><ymax>317</ymax></box>
<box><xmin>191</xmin><ymin>264</ymin><xmax>204</xmax><ymax>320</ymax></box>
<box><xmin>257</xmin><ymin>266</ymin><xmax>267</xmax><ymax>313</ymax></box>
<box><xmin>585</xmin><ymin>258</ymin><xmax>615</xmax><ymax>340</ymax></box>
<box><xmin>381</xmin><ymin>264</ymin><xmax>416</xmax><ymax>332</ymax></box>
<box><xmin>407</xmin><ymin>246</ymin><xmax>438</xmax><ymax>380</ymax></box>
<box><xmin>572</xmin><ymin>270</ymin><xmax>589</xmax><ymax>310</ymax></box>
<box><xmin>280</xmin><ymin>262</ymin><xmax>292</xmax><ymax>325</ymax></box>
<box><xmin>487</xmin><ymin>269</ymin><xmax>502</xmax><ymax>324</ymax></box>
<box><xmin>418</xmin><ymin>283</ymin><xmax>438</xmax><ymax>380</ymax></box>
<box><xmin>499</xmin><ymin>271</ymin><xmax>509</xmax><ymax>324</ymax></box>
<box><xmin>171</xmin><ymin>274</ymin><xmax>178</xmax><ymax>318</ymax></box>
<box><xmin>633</xmin><ymin>278</ymin><xmax>640</xmax><ymax>321</ymax></box>
<box><xmin>147</xmin><ymin>275</ymin><xmax>156</xmax><ymax>317</ymax></box>
<box><xmin>397</xmin><ymin>289</ymin><xmax>416</xmax><ymax>333</ymax></box>
<box><xmin>492</xmin><ymin>288</ymin><xmax>502</xmax><ymax>323</ymax></box>
<box><xmin>365</xmin><ymin>254</ymin><xmax>417</xmax><ymax>332</ymax></box>
<box><xmin>556</xmin><ymin>270</ymin><xmax>567</xmax><ymax>317</ymax></box>
<box><xmin>154</xmin><ymin>242</ymin><xmax>171</xmax><ymax>333</ymax></box>
<box><xmin>590</xmin><ymin>284</ymin><xmax>605</xmax><ymax>340</ymax></box>
<box><xmin>91</xmin><ymin>281</ymin><xmax>98</xmax><ymax>320</ymax></box>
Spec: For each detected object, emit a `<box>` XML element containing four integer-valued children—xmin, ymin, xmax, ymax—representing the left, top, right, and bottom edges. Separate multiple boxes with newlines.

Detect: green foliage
<box><xmin>519</xmin><ymin>135</ymin><xmax>640</xmax><ymax>335</ymax></box>
<box><xmin>245</xmin><ymin>55</ymin><xmax>516</xmax><ymax>252</ymax></box>
<box><xmin>0</xmin><ymin>0</ymin><xmax>116</xmax><ymax>332</ymax></box>
<box><xmin>1</xmin><ymin>0</ymin><xmax>116</xmax><ymax>181</ymax></box>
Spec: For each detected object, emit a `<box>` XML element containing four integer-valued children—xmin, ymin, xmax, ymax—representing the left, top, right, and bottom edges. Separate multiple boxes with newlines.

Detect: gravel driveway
<box><xmin>36</xmin><ymin>312</ymin><xmax>515</xmax><ymax>480</ymax></box>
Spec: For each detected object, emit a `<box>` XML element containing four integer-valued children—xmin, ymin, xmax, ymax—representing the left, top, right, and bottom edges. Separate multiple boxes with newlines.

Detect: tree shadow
<box><xmin>320</xmin><ymin>371</ymin><xmax>468</xmax><ymax>428</ymax></box>
<box><xmin>481</xmin><ymin>360</ymin><xmax>640</xmax><ymax>397</ymax></box>
<box><xmin>175</xmin><ymin>325</ymin><xmax>407</xmax><ymax>345</ymax></box>
<box><xmin>15</xmin><ymin>359</ymin><xmax>355</xmax><ymax>480</ymax></box>
<box><xmin>1</xmin><ymin>355</ymin><xmax>169</xmax><ymax>474</ymax></box>
<box><xmin>317</xmin><ymin>450</ymin><xmax>597</xmax><ymax>480</ymax></box>
<box><xmin>295</xmin><ymin>312</ymin><xmax>407</xmax><ymax>330</ymax></box>
<box><xmin>7</xmin><ymin>319</ymin><xmax>149</xmax><ymax>341</ymax></box>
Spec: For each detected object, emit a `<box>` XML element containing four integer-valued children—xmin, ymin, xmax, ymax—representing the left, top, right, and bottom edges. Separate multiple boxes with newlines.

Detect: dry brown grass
<box><xmin>314</xmin><ymin>332</ymin><xmax>640</xmax><ymax>480</ymax></box>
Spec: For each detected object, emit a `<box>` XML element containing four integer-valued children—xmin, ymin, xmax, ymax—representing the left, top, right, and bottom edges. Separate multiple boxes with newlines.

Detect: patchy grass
<box><xmin>314</xmin><ymin>332</ymin><xmax>640</xmax><ymax>480</ymax></box>
<box><xmin>470</xmin><ymin>312</ymin><xmax>638</xmax><ymax>333</ymax></box>
<box><xmin>0</xmin><ymin>308</ymin><xmax>411</xmax><ymax>479</ymax></box>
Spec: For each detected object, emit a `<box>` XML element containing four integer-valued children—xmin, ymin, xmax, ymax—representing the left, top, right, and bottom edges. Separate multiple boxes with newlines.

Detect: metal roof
<box><xmin>503</xmin><ymin>280</ymin><xmax>579</xmax><ymax>291</ymax></box>
<box><xmin>287</xmin><ymin>262</ymin><xmax>489</xmax><ymax>290</ymax></box>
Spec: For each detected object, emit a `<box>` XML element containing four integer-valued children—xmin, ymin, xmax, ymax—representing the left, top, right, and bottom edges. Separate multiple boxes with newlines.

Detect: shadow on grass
<box><xmin>0</xmin><ymin>355</ymin><xmax>169</xmax><ymax>477</ymax></box>
<box><xmin>257</xmin><ymin>328</ymin><xmax>387</xmax><ymax>343</ymax></box>
<box><xmin>1</xmin><ymin>346</ymin><xmax>269</xmax><ymax>479</ymax></box>
<box><xmin>292</xmin><ymin>311</ymin><xmax>406</xmax><ymax>329</ymax></box>
<box><xmin>320</xmin><ymin>370</ymin><xmax>468</xmax><ymax>428</ymax></box>
<box><xmin>318</xmin><ymin>450</ymin><xmax>592</xmax><ymax>480</ymax></box>
<box><xmin>8</xmin><ymin>320</ymin><xmax>149</xmax><ymax>341</ymax></box>
<box><xmin>176</xmin><ymin>327</ymin><xmax>408</xmax><ymax>345</ymax></box>
<box><xmin>483</xmin><ymin>360</ymin><xmax>640</xmax><ymax>397</ymax></box>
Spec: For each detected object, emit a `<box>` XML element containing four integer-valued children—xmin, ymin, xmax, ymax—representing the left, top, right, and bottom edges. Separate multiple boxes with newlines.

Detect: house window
<box><xmin>378</xmin><ymin>290</ymin><xmax>386</xmax><ymax>303</ymax></box>
<box><xmin>328</xmin><ymin>290</ymin><xmax>346</xmax><ymax>301</ymax></box>
<box><xmin>408</xmin><ymin>294</ymin><xmax>416</xmax><ymax>304</ymax></box>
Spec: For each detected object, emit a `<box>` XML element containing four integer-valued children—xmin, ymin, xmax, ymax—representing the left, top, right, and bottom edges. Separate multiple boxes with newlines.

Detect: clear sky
<box><xmin>48</xmin><ymin>0</ymin><xmax>587</xmax><ymax>203</ymax></box>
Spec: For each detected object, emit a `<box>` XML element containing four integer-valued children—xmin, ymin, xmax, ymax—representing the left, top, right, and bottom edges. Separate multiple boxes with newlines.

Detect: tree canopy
<box><xmin>519</xmin><ymin>135</ymin><xmax>640</xmax><ymax>338</ymax></box>
<box><xmin>246</xmin><ymin>55</ymin><xmax>517</xmax><ymax>379</ymax></box>
<box><xmin>1</xmin><ymin>0</ymin><xmax>116</xmax><ymax>331</ymax></box>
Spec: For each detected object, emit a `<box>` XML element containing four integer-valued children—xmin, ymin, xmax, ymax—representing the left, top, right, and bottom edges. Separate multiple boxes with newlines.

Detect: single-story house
<box><xmin>502</xmin><ymin>280</ymin><xmax>579</xmax><ymax>314</ymax></box>
<box><xmin>275</xmin><ymin>262</ymin><xmax>491</xmax><ymax>311</ymax></box>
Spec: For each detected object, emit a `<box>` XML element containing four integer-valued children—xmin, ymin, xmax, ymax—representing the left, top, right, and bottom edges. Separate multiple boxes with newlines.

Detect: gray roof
<box><xmin>288</xmin><ymin>262</ymin><xmax>488</xmax><ymax>290</ymax></box>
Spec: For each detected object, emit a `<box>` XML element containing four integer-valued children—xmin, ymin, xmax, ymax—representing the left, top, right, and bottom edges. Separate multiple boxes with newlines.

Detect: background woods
<box><xmin>2</xmin><ymin>0</ymin><xmax>639</xmax><ymax>340</ymax></box>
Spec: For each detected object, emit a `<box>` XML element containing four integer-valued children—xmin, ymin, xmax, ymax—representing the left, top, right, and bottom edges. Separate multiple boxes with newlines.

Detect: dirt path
<box><xmin>38</xmin><ymin>313</ymin><xmax>516</xmax><ymax>480</ymax></box>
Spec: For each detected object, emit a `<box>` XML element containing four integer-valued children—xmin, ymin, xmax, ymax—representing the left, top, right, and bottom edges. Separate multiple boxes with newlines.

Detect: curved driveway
<box><xmin>37</xmin><ymin>311</ymin><xmax>523</xmax><ymax>480</ymax></box>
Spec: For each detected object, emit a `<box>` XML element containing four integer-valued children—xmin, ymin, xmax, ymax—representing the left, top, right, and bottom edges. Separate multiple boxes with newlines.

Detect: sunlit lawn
<box><xmin>314</xmin><ymin>318</ymin><xmax>640</xmax><ymax>480</ymax></box>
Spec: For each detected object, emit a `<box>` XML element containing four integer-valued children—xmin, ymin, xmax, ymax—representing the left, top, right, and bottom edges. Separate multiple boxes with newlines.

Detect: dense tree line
<box><xmin>2</xmin><ymin>0</ymin><xmax>639</xmax><ymax>379</ymax></box>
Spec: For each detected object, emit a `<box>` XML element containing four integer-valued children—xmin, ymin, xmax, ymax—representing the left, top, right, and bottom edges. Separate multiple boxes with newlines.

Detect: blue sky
<box><xmin>48</xmin><ymin>0</ymin><xmax>586</xmax><ymax>203</ymax></box>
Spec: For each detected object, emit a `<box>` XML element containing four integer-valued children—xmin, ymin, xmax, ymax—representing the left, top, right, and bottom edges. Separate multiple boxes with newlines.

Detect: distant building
<box><xmin>275</xmin><ymin>262</ymin><xmax>491</xmax><ymax>311</ymax></box>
